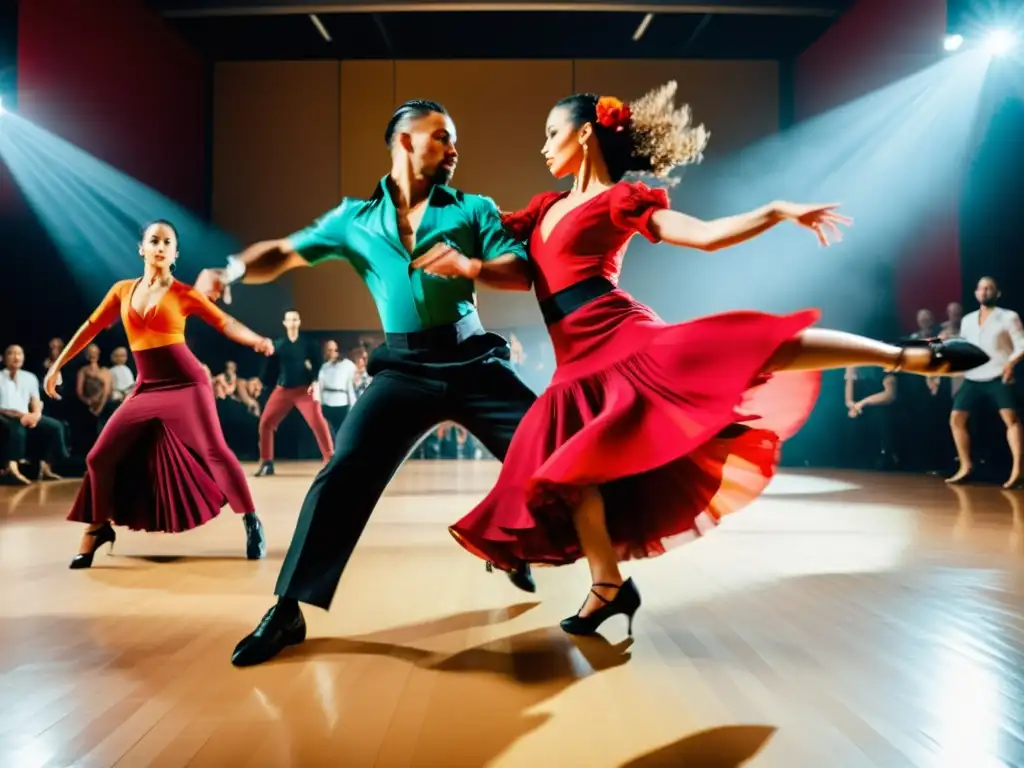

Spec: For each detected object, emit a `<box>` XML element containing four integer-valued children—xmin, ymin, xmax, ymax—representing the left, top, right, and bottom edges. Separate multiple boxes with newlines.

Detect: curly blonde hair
<box><xmin>557</xmin><ymin>84</ymin><xmax>709</xmax><ymax>185</ymax></box>
<box><xmin>627</xmin><ymin>81</ymin><xmax>709</xmax><ymax>182</ymax></box>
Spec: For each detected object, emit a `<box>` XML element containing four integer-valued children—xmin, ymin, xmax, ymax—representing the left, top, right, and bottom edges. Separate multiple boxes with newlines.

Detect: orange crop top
<box><xmin>87</xmin><ymin>278</ymin><xmax>231</xmax><ymax>352</ymax></box>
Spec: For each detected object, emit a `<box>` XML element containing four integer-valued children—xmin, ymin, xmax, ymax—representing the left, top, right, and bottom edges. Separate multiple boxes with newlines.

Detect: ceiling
<box><xmin>150</xmin><ymin>0</ymin><xmax>852</xmax><ymax>61</ymax></box>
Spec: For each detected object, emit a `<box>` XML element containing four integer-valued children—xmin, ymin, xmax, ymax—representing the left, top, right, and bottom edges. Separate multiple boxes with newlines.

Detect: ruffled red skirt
<box><xmin>448</xmin><ymin>289</ymin><xmax>821</xmax><ymax>569</ymax></box>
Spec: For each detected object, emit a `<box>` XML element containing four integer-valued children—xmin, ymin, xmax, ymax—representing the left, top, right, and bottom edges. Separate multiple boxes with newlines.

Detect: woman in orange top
<box><xmin>44</xmin><ymin>220</ymin><xmax>275</xmax><ymax>569</ymax></box>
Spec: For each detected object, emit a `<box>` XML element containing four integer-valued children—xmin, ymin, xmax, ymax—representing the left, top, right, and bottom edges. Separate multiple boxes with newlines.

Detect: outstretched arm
<box><xmin>648</xmin><ymin>202</ymin><xmax>850</xmax><ymax>251</ymax></box>
<box><xmin>183</xmin><ymin>287</ymin><xmax>274</xmax><ymax>355</ymax></box>
<box><xmin>220</xmin><ymin>317</ymin><xmax>274</xmax><ymax>355</ymax></box>
<box><xmin>649</xmin><ymin>204</ymin><xmax>782</xmax><ymax>251</ymax></box>
<box><xmin>44</xmin><ymin>285</ymin><xmax>123</xmax><ymax>399</ymax></box>
<box><xmin>233</xmin><ymin>239</ymin><xmax>310</xmax><ymax>284</ymax></box>
<box><xmin>196</xmin><ymin>202</ymin><xmax>355</xmax><ymax>302</ymax></box>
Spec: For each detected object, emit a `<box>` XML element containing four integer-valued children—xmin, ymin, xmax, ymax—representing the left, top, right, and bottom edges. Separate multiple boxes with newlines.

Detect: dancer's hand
<box><xmin>410</xmin><ymin>242</ymin><xmax>482</xmax><ymax>280</ymax></box>
<box><xmin>43</xmin><ymin>370</ymin><xmax>61</xmax><ymax>400</ymax></box>
<box><xmin>196</xmin><ymin>268</ymin><xmax>232</xmax><ymax>304</ymax></box>
<box><xmin>253</xmin><ymin>337</ymin><xmax>274</xmax><ymax>356</ymax></box>
<box><xmin>776</xmin><ymin>202</ymin><xmax>852</xmax><ymax>247</ymax></box>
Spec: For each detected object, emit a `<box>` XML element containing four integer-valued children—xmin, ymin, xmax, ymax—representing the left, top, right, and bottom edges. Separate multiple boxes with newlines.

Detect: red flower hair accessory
<box><xmin>596</xmin><ymin>96</ymin><xmax>632</xmax><ymax>133</ymax></box>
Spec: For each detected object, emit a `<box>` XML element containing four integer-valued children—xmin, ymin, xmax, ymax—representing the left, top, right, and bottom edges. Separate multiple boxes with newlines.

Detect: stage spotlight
<box><xmin>943</xmin><ymin>33</ymin><xmax>965</xmax><ymax>52</ymax></box>
<box><xmin>0</xmin><ymin>97</ymin><xmax>5</xmax><ymax>116</ymax></box>
<box><xmin>984</xmin><ymin>29</ymin><xmax>1017</xmax><ymax>56</ymax></box>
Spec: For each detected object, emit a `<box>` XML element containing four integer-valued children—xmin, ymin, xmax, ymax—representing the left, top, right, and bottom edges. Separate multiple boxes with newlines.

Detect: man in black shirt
<box><xmin>255</xmin><ymin>310</ymin><xmax>334</xmax><ymax>476</ymax></box>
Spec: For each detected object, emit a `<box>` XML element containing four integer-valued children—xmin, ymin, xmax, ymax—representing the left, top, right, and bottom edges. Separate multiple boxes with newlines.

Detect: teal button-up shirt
<box><xmin>287</xmin><ymin>176</ymin><xmax>528</xmax><ymax>333</ymax></box>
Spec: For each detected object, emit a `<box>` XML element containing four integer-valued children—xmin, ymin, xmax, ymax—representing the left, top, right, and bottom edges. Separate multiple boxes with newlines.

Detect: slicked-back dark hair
<box><xmin>384</xmin><ymin>99</ymin><xmax>448</xmax><ymax>147</ymax></box>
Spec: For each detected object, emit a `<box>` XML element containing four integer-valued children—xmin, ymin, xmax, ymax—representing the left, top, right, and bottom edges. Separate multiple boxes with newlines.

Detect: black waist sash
<box><xmin>384</xmin><ymin>311</ymin><xmax>485</xmax><ymax>352</ymax></box>
<box><xmin>539</xmin><ymin>276</ymin><xmax>616</xmax><ymax>326</ymax></box>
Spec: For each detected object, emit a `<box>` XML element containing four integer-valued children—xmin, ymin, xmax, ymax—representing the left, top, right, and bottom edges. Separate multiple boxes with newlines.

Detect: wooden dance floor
<box><xmin>2</xmin><ymin>461</ymin><xmax>1023</xmax><ymax>767</ymax></box>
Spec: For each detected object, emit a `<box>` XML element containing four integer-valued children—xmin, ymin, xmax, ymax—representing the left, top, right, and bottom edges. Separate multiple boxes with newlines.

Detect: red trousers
<box><xmin>259</xmin><ymin>386</ymin><xmax>334</xmax><ymax>462</ymax></box>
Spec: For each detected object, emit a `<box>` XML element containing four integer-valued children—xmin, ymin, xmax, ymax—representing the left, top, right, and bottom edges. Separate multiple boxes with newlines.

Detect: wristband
<box><xmin>224</xmin><ymin>255</ymin><xmax>246</xmax><ymax>284</ymax></box>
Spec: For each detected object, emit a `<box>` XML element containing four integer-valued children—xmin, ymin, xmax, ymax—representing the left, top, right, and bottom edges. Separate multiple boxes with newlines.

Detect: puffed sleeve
<box><xmin>608</xmin><ymin>181</ymin><xmax>670</xmax><ymax>244</ymax></box>
<box><xmin>499</xmin><ymin>191</ymin><xmax>561</xmax><ymax>243</ymax></box>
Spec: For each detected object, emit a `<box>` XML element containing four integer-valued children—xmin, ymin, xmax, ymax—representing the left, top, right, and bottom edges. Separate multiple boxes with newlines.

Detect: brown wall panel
<box><xmin>289</xmin><ymin>61</ymin><xmax>396</xmax><ymax>331</ymax></box>
<box><xmin>211</xmin><ymin>61</ymin><xmax>341</xmax><ymax>330</ymax></box>
<box><xmin>572</xmin><ymin>60</ymin><xmax>780</xmax><ymax>157</ymax></box>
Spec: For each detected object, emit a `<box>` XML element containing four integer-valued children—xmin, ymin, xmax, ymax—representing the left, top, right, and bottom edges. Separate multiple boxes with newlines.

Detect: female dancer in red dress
<box><xmin>43</xmin><ymin>220</ymin><xmax>275</xmax><ymax>569</ymax></box>
<box><xmin>424</xmin><ymin>83</ymin><xmax>988</xmax><ymax>636</ymax></box>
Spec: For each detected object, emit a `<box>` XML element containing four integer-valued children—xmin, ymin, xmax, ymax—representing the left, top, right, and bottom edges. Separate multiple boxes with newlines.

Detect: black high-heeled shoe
<box><xmin>560</xmin><ymin>578</ymin><xmax>641</xmax><ymax>637</ymax></box>
<box><xmin>69</xmin><ymin>521</ymin><xmax>116</xmax><ymax>569</ymax></box>
<box><xmin>892</xmin><ymin>338</ymin><xmax>989</xmax><ymax>375</ymax></box>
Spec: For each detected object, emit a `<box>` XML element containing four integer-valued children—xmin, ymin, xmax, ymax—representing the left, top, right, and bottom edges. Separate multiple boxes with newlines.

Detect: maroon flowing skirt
<box><xmin>67</xmin><ymin>343</ymin><xmax>255</xmax><ymax>533</ymax></box>
<box><xmin>449</xmin><ymin>289</ymin><xmax>822</xmax><ymax>569</ymax></box>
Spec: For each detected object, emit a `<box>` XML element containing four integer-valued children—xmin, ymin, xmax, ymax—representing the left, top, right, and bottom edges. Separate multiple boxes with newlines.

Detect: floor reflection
<box><xmin>4</xmin><ymin>465</ymin><xmax>1024</xmax><ymax>766</ymax></box>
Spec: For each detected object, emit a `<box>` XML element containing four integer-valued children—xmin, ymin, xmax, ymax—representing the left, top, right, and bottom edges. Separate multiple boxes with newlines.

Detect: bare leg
<box><xmin>1000</xmin><ymin>409</ymin><xmax>1022</xmax><ymax>488</ymax></box>
<box><xmin>947</xmin><ymin>410</ymin><xmax>973</xmax><ymax>483</ymax></box>
<box><xmin>766</xmin><ymin>328</ymin><xmax>951</xmax><ymax>376</ymax></box>
<box><xmin>5</xmin><ymin>460</ymin><xmax>30</xmax><ymax>485</ymax></box>
<box><xmin>571</xmin><ymin>486</ymin><xmax>624</xmax><ymax>617</ymax></box>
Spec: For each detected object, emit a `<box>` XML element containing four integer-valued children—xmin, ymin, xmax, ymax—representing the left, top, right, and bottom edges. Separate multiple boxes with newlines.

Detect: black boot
<box><xmin>254</xmin><ymin>461</ymin><xmax>275</xmax><ymax>477</ymax></box>
<box><xmin>231</xmin><ymin>599</ymin><xmax>306</xmax><ymax>667</ymax></box>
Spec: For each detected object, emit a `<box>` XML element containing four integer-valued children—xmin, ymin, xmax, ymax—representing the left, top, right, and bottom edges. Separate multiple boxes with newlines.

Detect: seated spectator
<box><xmin>108</xmin><ymin>346</ymin><xmax>136</xmax><ymax>403</ymax></box>
<box><xmin>0</xmin><ymin>344</ymin><xmax>68</xmax><ymax>483</ymax></box>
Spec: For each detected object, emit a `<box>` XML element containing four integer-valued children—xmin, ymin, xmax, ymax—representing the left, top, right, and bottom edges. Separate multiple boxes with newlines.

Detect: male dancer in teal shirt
<box><xmin>195</xmin><ymin>100</ymin><xmax>538</xmax><ymax>667</ymax></box>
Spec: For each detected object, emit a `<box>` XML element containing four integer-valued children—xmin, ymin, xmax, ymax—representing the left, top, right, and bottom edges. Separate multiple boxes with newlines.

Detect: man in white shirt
<box><xmin>108</xmin><ymin>347</ymin><xmax>136</xmax><ymax>403</ymax></box>
<box><xmin>0</xmin><ymin>344</ymin><xmax>68</xmax><ymax>484</ymax></box>
<box><xmin>948</xmin><ymin>277</ymin><xmax>1024</xmax><ymax>487</ymax></box>
<box><xmin>317</xmin><ymin>340</ymin><xmax>357</xmax><ymax>438</ymax></box>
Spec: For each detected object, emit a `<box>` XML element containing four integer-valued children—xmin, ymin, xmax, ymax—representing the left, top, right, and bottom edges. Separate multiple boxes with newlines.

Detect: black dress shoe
<box><xmin>485</xmin><ymin>560</ymin><xmax>537</xmax><ymax>593</ymax></box>
<box><xmin>508</xmin><ymin>563</ymin><xmax>536</xmax><ymax>593</ymax></box>
<box><xmin>243</xmin><ymin>513</ymin><xmax>266</xmax><ymax>560</ymax></box>
<box><xmin>231</xmin><ymin>602</ymin><xmax>306</xmax><ymax>667</ymax></box>
<box><xmin>254</xmin><ymin>461</ymin><xmax>275</xmax><ymax>477</ymax></box>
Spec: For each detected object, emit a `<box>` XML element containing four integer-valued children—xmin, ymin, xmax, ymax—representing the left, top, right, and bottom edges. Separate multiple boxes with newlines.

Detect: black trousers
<box><xmin>275</xmin><ymin>326</ymin><xmax>538</xmax><ymax>610</ymax></box>
<box><xmin>0</xmin><ymin>413</ymin><xmax>69</xmax><ymax>466</ymax></box>
<box><xmin>321</xmin><ymin>404</ymin><xmax>350</xmax><ymax>439</ymax></box>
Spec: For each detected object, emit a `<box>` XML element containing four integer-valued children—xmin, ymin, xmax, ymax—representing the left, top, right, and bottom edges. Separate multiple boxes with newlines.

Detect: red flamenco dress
<box><xmin>449</xmin><ymin>181</ymin><xmax>822</xmax><ymax>568</ymax></box>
